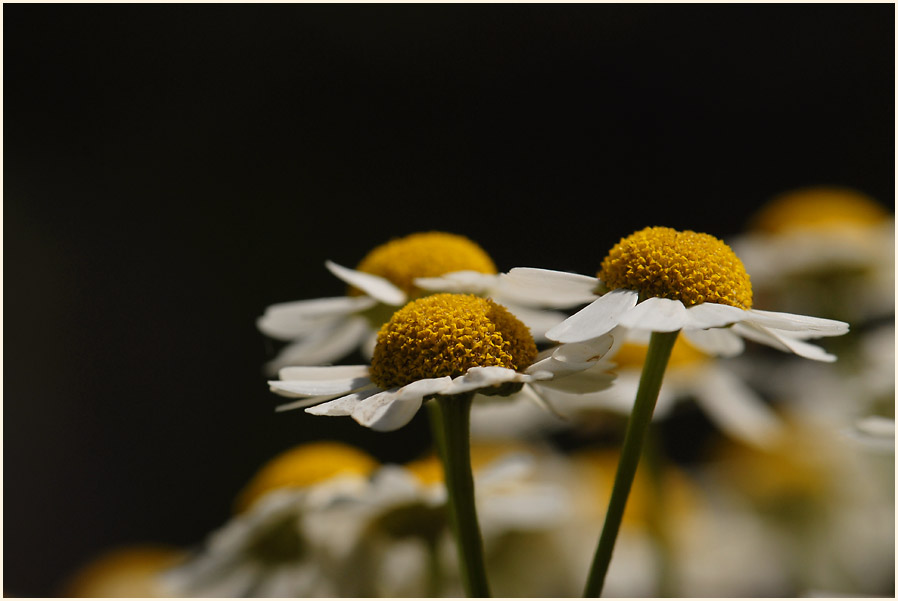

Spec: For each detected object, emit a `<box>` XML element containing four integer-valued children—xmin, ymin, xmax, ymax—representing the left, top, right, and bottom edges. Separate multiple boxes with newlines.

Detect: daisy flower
<box><xmin>269</xmin><ymin>292</ymin><xmax>615</xmax><ymax>432</ymax></box>
<box><xmin>268</xmin><ymin>292</ymin><xmax>615</xmax><ymax>596</ymax></box>
<box><xmin>504</xmin><ymin>226</ymin><xmax>849</xmax><ymax>361</ymax></box>
<box><xmin>257</xmin><ymin>231</ymin><xmax>575</xmax><ymax>374</ymax></box>
<box><xmin>500</xmin><ymin>226</ymin><xmax>847</xmax><ymax>596</ymax></box>
<box><xmin>731</xmin><ymin>186</ymin><xmax>894</xmax><ymax>323</ymax></box>
<box><xmin>159</xmin><ymin>442</ymin><xmax>380</xmax><ymax>598</ymax></box>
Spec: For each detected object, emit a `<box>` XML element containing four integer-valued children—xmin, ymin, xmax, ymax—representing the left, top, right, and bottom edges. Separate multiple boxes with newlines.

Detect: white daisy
<box><xmin>257</xmin><ymin>231</ymin><xmax>575</xmax><ymax>374</ymax></box>
<box><xmin>159</xmin><ymin>442</ymin><xmax>380</xmax><ymax>598</ymax></box>
<box><xmin>502</xmin><ymin>226</ymin><xmax>849</xmax><ymax>362</ymax></box>
<box><xmin>269</xmin><ymin>293</ymin><xmax>616</xmax><ymax>431</ymax></box>
<box><xmin>731</xmin><ymin>186</ymin><xmax>894</xmax><ymax>323</ymax></box>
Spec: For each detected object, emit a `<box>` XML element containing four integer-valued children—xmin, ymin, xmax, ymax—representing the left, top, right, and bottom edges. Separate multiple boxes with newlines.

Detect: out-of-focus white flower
<box><xmin>731</xmin><ymin>186</ymin><xmax>894</xmax><ymax>323</ymax></box>
<box><xmin>702</xmin><ymin>414</ymin><xmax>895</xmax><ymax>596</ymax></box>
<box><xmin>158</xmin><ymin>442</ymin><xmax>379</xmax><ymax>598</ymax></box>
<box><xmin>504</xmin><ymin>227</ymin><xmax>849</xmax><ymax>362</ymax></box>
<box><xmin>269</xmin><ymin>293</ymin><xmax>616</xmax><ymax>432</ymax></box>
<box><xmin>257</xmin><ymin>232</ymin><xmax>575</xmax><ymax>374</ymax></box>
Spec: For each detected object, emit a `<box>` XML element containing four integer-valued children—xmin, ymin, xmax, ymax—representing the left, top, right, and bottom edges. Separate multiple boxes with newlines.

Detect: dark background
<box><xmin>4</xmin><ymin>4</ymin><xmax>894</xmax><ymax>596</ymax></box>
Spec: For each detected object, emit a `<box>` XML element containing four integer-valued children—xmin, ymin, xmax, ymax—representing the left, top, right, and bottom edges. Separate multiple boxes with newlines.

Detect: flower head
<box><xmin>507</xmin><ymin>226</ymin><xmax>849</xmax><ymax>362</ymax></box>
<box><xmin>269</xmin><ymin>293</ymin><xmax>614</xmax><ymax>431</ymax></box>
<box><xmin>599</xmin><ymin>226</ymin><xmax>753</xmax><ymax>309</ymax></box>
<box><xmin>257</xmin><ymin>232</ymin><xmax>572</xmax><ymax>373</ymax></box>
<box><xmin>732</xmin><ymin>187</ymin><xmax>894</xmax><ymax>323</ymax></box>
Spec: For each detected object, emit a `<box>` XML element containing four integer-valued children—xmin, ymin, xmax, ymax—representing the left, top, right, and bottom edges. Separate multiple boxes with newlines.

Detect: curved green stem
<box><xmin>430</xmin><ymin>394</ymin><xmax>491</xmax><ymax>597</ymax></box>
<box><xmin>583</xmin><ymin>330</ymin><xmax>679</xmax><ymax>597</ymax></box>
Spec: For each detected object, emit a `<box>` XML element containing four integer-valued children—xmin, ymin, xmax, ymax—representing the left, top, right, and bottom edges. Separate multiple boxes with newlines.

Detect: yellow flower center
<box><xmin>612</xmin><ymin>336</ymin><xmax>709</xmax><ymax>370</ymax></box>
<box><xmin>370</xmin><ymin>293</ymin><xmax>537</xmax><ymax>390</ymax></box>
<box><xmin>351</xmin><ymin>231</ymin><xmax>497</xmax><ymax>297</ymax></box>
<box><xmin>752</xmin><ymin>187</ymin><xmax>889</xmax><ymax>234</ymax></box>
<box><xmin>235</xmin><ymin>442</ymin><xmax>379</xmax><ymax>512</ymax></box>
<box><xmin>599</xmin><ymin>226</ymin><xmax>753</xmax><ymax>309</ymax></box>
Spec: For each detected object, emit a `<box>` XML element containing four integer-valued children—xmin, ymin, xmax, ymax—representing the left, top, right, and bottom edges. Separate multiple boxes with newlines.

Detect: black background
<box><xmin>4</xmin><ymin>4</ymin><xmax>894</xmax><ymax>596</ymax></box>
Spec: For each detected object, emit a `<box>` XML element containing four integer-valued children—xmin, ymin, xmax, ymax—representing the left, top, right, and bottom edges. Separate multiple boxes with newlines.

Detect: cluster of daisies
<box><xmin>262</xmin><ymin>226</ymin><xmax>848</xmax><ymax>439</ymax></box>
<box><xmin>65</xmin><ymin>187</ymin><xmax>894</xmax><ymax>598</ymax></box>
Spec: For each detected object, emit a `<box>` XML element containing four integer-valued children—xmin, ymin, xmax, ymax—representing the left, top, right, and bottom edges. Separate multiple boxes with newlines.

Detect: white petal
<box><xmin>305</xmin><ymin>388</ymin><xmax>384</xmax><ymax>416</ymax></box>
<box><xmin>692</xmin><ymin>366</ymin><xmax>784</xmax><ymax>448</ymax></box>
<box><xmin>263</xmin><ymin>317</ymin><xmax>371</xmax><ymax>374</ymax></box>
<box><xmin>550</xmin><ymin>332</ymin><xmax>616</xmax><ymax>364</ymax></box>
<box><xmin>325</xmin><ymin>260</ymin><xmax>407</xmax><ymax>306</ymax></box>
<box><xmin>501</xmin><ymin>303</ymin><xmax>569</xmax><ymax>341</ymax></box>
<box><xmin>268</xmin><ymin>366</ymin><xmax>372</xmax><ymax>397</ymax></box>
<box><xmin>257</xmin><ymin>296</ymin><xmax>377</xmax><ymax>340</ymax></box>
<box><xmin>275</xmin><ymin>394</ymin><xmax>347</xmax><ymax>412</ymax></box>
<box><xmin>414</xmin><ymin>270</ymin><xmax>499</xmax><ymax>293</ymax></box>
<box><xmin>496</xmin><ymin>267</ymin><xmax>600</xmax><ymax>308</ymax></box>
<box><xmin>733</xmin><ymin>323</ymin><xmax>837</xmax><ymax>362</ymax></box>
<box><xmin>396</xmin><ymin>376</ymin><xmax>453</xmax><ymax>400</ymax></box>
<box><xmin>682</xmin><ymin>327</ymin><xmax>745</xmax><ymax>357</ymax></box>
<box><xmin>277</xmin><ymin>364</ymin><xmax>371</xmax><ymax>381</ymax></box>
<box><xmin>442</xmin><ymin>367</ymin><xmax>532</xmax><ymax>395</ymax></box>
<box><xmin>351</xmin><ymin>389</ymin><xmax>425</xmax><ymax>431</ymax></box>
<box><xmin>683</xmin><ymin>302</ymin><xmax>750</xmax><ymax>330</ymax></box>
<box><xmin>546</xmin><ymin>289</ymin><xmax>639</xmax><ymax>343</ymax></box>
<box><xmin>742</xmin><ymin>308</ymin><xmax>849</xmax><ymax>337</ymax></box>
<box><xmin>533</xmin><ymin>365</ymin><xmax>616</xmax><ymax>394</ymax></box>
<box><xmin>617</xmin><ymin>296</ymin><xmax>688</xmax><ymax>332</ymax></box>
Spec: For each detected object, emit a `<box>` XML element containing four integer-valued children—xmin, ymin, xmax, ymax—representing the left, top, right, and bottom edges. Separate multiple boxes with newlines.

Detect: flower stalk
<box><xmin>430</xmin><ymin>394</ymin><xmax>491</xmax><ymax>597</ymax></box>
<box><xmin>583</xmin><ymin>330</ymin><xmax>680</xmax><ymax>597</ymax></box>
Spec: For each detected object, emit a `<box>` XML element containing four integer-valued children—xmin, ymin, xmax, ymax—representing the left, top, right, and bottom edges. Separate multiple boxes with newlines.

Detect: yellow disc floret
<box><xmin>752</xmin><ymin>186</ymin><xmax>889</xmax><ymax>234</ymax></box>
<box><xmin>599</xmin><ymin>226</ymin><xmax>753</xmax><ymax>309</ymax></box>
<box><xmin>235</xmin><ymin>442</ymin><xmax>378</xmax><ymax>512</ymax></box>
<box><xmin>351</xmin><ymin>231</ymin><xmax>497</xmax><ymax>297</ymax></box>
<box><xmin>370</xmin><ymin>293</ymin><xmax>537</xmax><ymax>390</ymax></box>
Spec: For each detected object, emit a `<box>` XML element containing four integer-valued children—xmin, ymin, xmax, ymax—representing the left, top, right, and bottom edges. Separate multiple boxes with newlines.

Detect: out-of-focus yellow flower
<box><xmin>235</xmin><ymin>441</ymin><xmax>378</xmax><ymax>512</ymax></box>
<box><xmin>733</xmin><ymin>186</ymin><xmax>894</xmax><ymax>323</ymax></box>
<box><xmin>64</xmin><ymin>544</ymin><xmax>183</xmax><ymax>597</ymax></box>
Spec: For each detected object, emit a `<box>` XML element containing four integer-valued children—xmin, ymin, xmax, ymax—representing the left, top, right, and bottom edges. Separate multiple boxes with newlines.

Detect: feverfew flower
<box><xmin>159</xmin><ymin>442</ymin><xmax>379</xmax><ymax>598</ymax></box>
<box><xmin>731</xmin><ymin>186</ymin><xmax>894</xmax><ymax>323</ymax></box>
<box><xmin>257</xmin><ymin>232</ymin><xmax>573</xmax><ymax>374</ymax></box>
<box><xmin>269</xmin><ymin>293</ymin><xmax>615</xmax><ymax>431</ymax></box>
<box><xmin>508</xmin><ymin>226</ymin><xmax>849</xmax><ymax>361</ymax></box>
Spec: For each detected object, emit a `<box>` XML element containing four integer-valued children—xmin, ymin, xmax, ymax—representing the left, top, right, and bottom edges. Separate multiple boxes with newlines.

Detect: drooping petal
<box><xmin>268</xmin><ymin>365</ymin><xmax>372</xmax><ymax>397</ymax></box>
<box><xmin>264</xmin><ymin>317</ymin><xmax>371</xmax><ymax>374</ymax></box>
<box><xmin>305</xmin><ymin>388</ymin><xmax>385</xmax><ymax>417</ymax></box>
<box><xmin>257</xmin><ymin>296</ymin><xmax>377</xmax><ymax>340</ymax></box>
<box><xmin>351</xmin><ymin>388</ymin><xmax>428</xmax><ymax>431</ymax></box>
<box><xmin>496</xmin><ymin>268</ymin><xmax>600</xmax><ymax>308</ymax></box>
<box><xmin>682</xmin><ymin>327</ymin><xmax>746</xmax><ymax>357</ymax></box>
<box><xmin>325</xmin><ymin>261</ymin><xmax>407</xmax><ymax>306</ymax></box>
<box><xmin>532</xmin><ymin>364</ymin><xmax>616</xmax><ymax>394</ymax></box>
<box><xmin>616</xmin><ymin>296</ymin><xmax>689</xmax><ymax>332</ymax></box>
<box><xmin>742</xmin><ymin>308</ymin><xmax>849</xmax><ymax>337</ymax></box>
<box><xmin>442</xmin><ymin>367</ymin><xmax>531</xmax><ymax>396</ymax></box>
<box><xmin>546</xmin><ymin>289</ymin><xmax>639</xmax><ymax>343</ymax></box>
<box><xmin>733</xmin><ymin>322</ymin><xmax>837</xmax><ymax>362</ymax></box>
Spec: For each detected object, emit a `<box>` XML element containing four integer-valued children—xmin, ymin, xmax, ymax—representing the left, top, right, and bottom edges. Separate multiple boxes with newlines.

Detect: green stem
<box><xmin>583</xmin><ymin>330</ymin><xmax>679</xmax><ymax>597</ymax></box>
<box><xmin>430</xmin><ymin>394</ymin><xmax>491</xmax><ymax>597</ymax></box>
